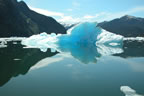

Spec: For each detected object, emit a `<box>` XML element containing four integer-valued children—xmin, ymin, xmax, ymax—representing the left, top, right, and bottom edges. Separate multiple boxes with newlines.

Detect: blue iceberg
<box><xmin>58</xmin><ymin>22</ymin><xmax>101</xmax><ymax>45</ymax></box>
<box><xmin>22</xmin><ymin>22</ymin><xmax>124</xmax><ymax>61</ymax></box>
<box><xmin>58</xmin><ymin>22</ymin><xmax>123</xmax><ymax>45</ymax></box>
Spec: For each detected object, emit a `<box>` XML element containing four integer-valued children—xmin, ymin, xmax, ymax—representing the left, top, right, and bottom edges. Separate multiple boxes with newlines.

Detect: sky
<box><xmin>19</xmin><ymin>0</ymin><xmax>144</xmax><ymax>23</ymax></box>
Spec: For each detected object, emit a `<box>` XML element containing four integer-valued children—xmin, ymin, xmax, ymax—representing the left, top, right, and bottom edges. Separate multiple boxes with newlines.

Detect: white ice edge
<box><xmin>0</xmin><ymin>37</ymin><xmax>26</xmax><ymax>48</ymax></box>
<box><xmin>124</xmin><ymin>37</ymin><xmax>144</xmax><ymax>41</ymax></box>
<box><xmin>0</xmin><ymin>37</ymin><xmax>26</xmax><ymax>41</ymax></box>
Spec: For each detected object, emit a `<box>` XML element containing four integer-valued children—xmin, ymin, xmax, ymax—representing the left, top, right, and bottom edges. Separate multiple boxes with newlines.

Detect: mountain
<box><xmin>98</xmin><ymin>15</ymin><xmax>144</xmax><ymax>37</ymax></box>
<box><xmin>60</xmin><ymin>22</ymin><xmax>79</xmax><ymax>30</ymax></box>
<box><xmin>0</xmin><ymin>0</ymin><xmax>66</xmax><ymax>37</ymax></box>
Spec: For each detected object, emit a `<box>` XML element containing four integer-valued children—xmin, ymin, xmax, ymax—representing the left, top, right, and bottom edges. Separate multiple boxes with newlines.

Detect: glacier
<box><xmin>22</xmin><ymin>22</ymin><xmax>124</xmax><ymax>59</ymax></box>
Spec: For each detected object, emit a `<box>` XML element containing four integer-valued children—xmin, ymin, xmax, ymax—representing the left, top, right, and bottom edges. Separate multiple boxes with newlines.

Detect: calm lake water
<box><xmin>0</xmin><ymin>40</ymin><xmax>144</xmax><ymax>96</ymax></box>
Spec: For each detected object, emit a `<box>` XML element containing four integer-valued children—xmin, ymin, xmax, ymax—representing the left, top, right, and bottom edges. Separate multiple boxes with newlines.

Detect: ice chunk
<box><xmin>120</xmin><ymin>86</ymin><xmax>143</xmax><ymax>96</ymax></box>
<box><xmin>96</xmin><ymin>29</ymin><xmax>123</xmax><ymax>46</ymax></box>
<box><xmin>124</xmin><ymin>37</ymin><xmax>144</xmax><ymax>41</ymax></box>
<box><xmin>0</xmin><ymin>37</ymin><xmax>26</xmax><ymax>48</ymax></box>
<box><xmin>21</xmin><ymin>32</ymin><xmax>59</xmax><ymax>52</ymax></box>
<box><xmin>0</xmin><ymin>39</ymin><xmax>7</xmax><ymax>48</ymax></box>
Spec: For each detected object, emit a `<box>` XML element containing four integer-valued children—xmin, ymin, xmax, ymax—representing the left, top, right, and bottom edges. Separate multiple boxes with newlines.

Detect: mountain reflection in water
<box><xmin>0</xmin><ymin>40</ymin><xmax>144</xmax><ymax>88</ymax></box>
<box><xmin>0</xmin><ymin>41</ymin><xmax>57</xmax><ymax>86</ymax></box>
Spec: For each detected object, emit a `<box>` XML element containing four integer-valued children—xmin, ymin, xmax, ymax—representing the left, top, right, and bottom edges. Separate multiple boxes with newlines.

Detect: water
<box><xmin>0</xmin><ymin>40</ymin><xmax>144</xmax><ymax>96</ymax></box>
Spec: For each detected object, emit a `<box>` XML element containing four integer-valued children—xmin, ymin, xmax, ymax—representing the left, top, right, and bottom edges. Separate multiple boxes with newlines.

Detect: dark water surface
<box><xmin>0</xmin><ymin>40</ymin><xmax>144</xmax><ymax>96</ymax></box>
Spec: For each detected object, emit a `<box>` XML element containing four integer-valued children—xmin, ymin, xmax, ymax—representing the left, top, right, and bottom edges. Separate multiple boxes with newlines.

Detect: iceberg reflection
<box><xmin>57</xmin><ymin>43</ymin><xmax>123</xmax><ymax>64</ymax></box>
<box><xmin>0</xmin><ymin>43</ymin><xmax>57</xmax><ymax>87</ymax></box>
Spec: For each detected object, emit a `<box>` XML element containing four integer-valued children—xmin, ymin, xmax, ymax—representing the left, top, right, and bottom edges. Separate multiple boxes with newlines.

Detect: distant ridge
<box><xmin>98</xmin><ymin>15</ymin><xmax>144</xmax><ymax>37</ymax></box>
<box><xmin>60</xmin><ymin>22</ymin><xmax>79</xmax><ymax>30</ymax></box>
<box><xmin>0</xmin><ymin>0</ymin><xmax>66</xmax><ymax>37</ymax></box>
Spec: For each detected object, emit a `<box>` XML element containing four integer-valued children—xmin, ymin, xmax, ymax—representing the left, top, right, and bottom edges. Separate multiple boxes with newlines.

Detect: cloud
<box><xmin>83</xmin><ymin>15</ymin><xmax>95</xmax><ymax>19</ymax></box>
<box><xmin>29</xmin><ymin>6</ymin><xmax>80</xmax><ymax>23</ymax></box>
<box><xmin>66</xmin><ymin>1</ymin><xmax>80</xmax><ymax>12</ymax></box>
<box><xmin>93</xmin><ymin>6</ymin><xmax>144</xmax><ymax>22</ymax></box>
<box><xmin>67</xmin><ymin>8</ymin><xmax>73</xmax><ymax>12</ymax></box>
<box><xmin>58</xmin><ymin>16</ymin><xmax>81</xmax><ymax>23</ymax></box>
<box><xmin>29</xmin><ymin>6</ymin><xmax>64</xmax><ymax>17</ymax></box>
<box><xmin>125</xmin><ymin>6</ymin><xmax>144</xmax><ymax>14</ymax></box>
<box><xmin>29</xmin><ymin>6</ymin><xmax>144</xmax><ymax>23</ymax></box>
<box><xmin>72</xmin><ymin>1</ymin><xmax>80</xmax><ymax>7</ymax></box>
<box><xmin>83</xmin><ymin>13</ymin><xmax>105</xmax><ymax>19</ymax></box>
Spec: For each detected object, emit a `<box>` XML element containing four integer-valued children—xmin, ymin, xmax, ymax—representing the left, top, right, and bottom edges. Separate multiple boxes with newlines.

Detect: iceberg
<box><xmin>58</xmin><ymin>22</ymin><xmax>123</xmax><ymax>46</ymax></box>
<box><xmin>58</xmin><ymin>22</ymin><xmax>101</xmax><ymax>44</ymax></box>
<box><xmin>22</xmin><ymin>22</ymin><xmax>124</xmax><ymax>62</ymax></box>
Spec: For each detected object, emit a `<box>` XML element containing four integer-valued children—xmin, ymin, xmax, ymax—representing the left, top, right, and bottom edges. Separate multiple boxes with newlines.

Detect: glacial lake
<box><xmin>0</xmin><ymin>40</ymin><xmax>144</xmax><ymax>96</ymax></box>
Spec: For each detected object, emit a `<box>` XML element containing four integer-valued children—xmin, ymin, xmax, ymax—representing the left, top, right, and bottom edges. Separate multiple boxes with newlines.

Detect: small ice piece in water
<box><xmin>124</xmin><ymin>37</ymin><xmax>144</xmax><ymax>41</ymax></box>
<box><xmin>120</xmin><ymin>86</ymin><xmax>143</xmax><ymax>96</ymax></box>
<box><xmin>0</xmin><ymin>39</ymin><xmax>7</xmax><ymax>45</ymax></box>
<box><xmin>13</xmin><ymin>42</ymin><xmax>18</xmax><ymax>44</ymax></box>
<box><xmin>14</xmin><ymin>58</ymin><xmax>21</xmax><ymax>61</ymax></box>
<box><xmin>0</xmin><ymin>39</ymin><xmax>7</xmax><ymax>48</ymax></box>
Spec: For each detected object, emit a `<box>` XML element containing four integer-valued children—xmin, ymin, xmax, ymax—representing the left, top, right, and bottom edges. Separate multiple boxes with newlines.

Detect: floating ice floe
<box><xmin>120</xmin><ymin>86</ymin><xmax>143</xmax><ymax>96</ymax></box>
<box><xmin>124</xmin><ymin>37</ymin><xmax>144</xmax><ymax>41</ymax></box>
<box><xmin>0</xmin><ymin>37</ymin><xmax>26</xmax><ymax>48</ymax></box>
<box><xmin>0</xmin><ymin>37</ymin><xmax>26</xmax><ymax>42</ymax></box>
